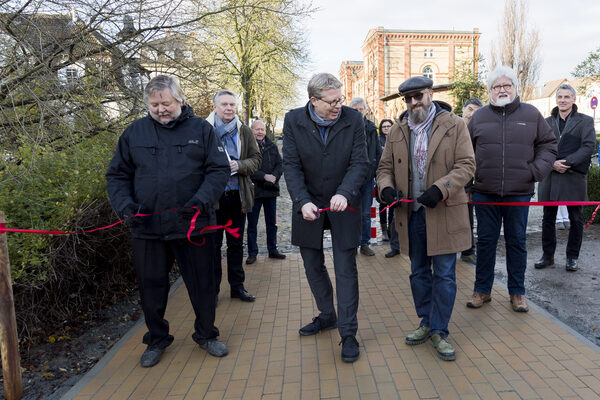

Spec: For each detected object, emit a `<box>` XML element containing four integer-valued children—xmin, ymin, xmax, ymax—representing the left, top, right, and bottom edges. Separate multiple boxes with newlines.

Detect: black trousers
<box><xmin>541</xmin><ymin>205</ymin><xmax>584</xmax><ymax>259</ymax></box>
<box><xmin>132</xmin><ymin>236</ymin><xmax>218</xmax><ymax>349</ymax></box>
<box><xmin>299</xmin><ymin>220</ymin><xmax>359</xmax><ymax>338</ymax></box>
<box><xmin>214</xmin><ymin>191</ymin><xmax>246</xmax><ymax>293</ymax></box>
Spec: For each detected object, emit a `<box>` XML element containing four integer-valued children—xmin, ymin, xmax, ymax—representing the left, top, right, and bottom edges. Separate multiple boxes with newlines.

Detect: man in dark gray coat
<box><xmin>283</xmin><ymin>73</ymin><xmax>368</xmax><ymax>363</ymax></box>
<box><xmin>535</xmin><ymin>83</ymin><xmax>596</xmax><ymax>272</ymax></box>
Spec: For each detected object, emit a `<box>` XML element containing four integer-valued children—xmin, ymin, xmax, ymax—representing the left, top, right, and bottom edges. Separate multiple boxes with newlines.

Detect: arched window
<box><xmin>430</xmin><ymin>49</ymin><xmax>434</xmax><ymax>57</ymax></box>
<box><xmin>422</xmin><ymin>66</ymin><xmax>434</xmax><ymax>79</ymax></box>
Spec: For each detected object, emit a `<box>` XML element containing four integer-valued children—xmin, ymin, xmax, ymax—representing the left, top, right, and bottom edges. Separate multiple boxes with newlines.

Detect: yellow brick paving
<box><xmin>65</xmin><ymin>247</ymin><xmax>600</xmax><ymax>399</ymax></box>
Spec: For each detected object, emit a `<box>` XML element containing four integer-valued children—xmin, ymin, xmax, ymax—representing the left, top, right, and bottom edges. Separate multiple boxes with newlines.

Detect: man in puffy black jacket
<box><xmin>106</xmin><ymin>75</ymin><xmax>230</xmax><ymax>368</ymax></box>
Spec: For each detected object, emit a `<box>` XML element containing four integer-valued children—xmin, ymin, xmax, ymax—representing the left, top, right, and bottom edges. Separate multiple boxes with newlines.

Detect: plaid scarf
<box><xmin>407</xmin><ymin>103</ymin><xmax>436</xmax><ymax>178</ymax></box>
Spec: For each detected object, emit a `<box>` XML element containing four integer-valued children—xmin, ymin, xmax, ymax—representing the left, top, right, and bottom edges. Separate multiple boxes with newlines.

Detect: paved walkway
<box><xmin>63</xmin><ymin>247</ymin><xmax>600</xmax><ymax>400</ymax></box>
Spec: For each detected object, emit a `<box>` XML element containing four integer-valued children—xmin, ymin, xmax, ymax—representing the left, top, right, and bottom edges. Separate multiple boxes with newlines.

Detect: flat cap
<box><xmin>398</xmin><ymin>76</ymin><xmax>433</xmax><ymax>96</ymax></box>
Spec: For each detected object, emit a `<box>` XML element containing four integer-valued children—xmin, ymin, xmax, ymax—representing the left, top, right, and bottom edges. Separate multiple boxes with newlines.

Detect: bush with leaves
<box><xmin>583</xmin><ymin>164</ymin><xmax>600</xmax><ymax>224</ymax></box>
<box><xmin>0</xmin><ymin>132</ymin><xmax>135</xmax><ymax>342</ymax></box>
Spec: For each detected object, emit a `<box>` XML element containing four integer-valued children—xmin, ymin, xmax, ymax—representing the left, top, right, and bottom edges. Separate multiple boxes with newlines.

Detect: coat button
<box><xmin>397</xmin><ymin>158</ymin><xmax>401</xmax><ymax>163</ymax></box>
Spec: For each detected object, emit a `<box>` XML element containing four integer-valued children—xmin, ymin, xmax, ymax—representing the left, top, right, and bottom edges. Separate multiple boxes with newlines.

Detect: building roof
<box><xmin>363</xmin><ymin>27</ymin><xmax>480</xmax><ymax>46</ymax></box>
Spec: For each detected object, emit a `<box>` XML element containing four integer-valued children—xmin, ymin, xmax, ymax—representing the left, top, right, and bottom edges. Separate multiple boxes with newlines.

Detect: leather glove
<box><xmin>122</xmin><ymin>204</ymin><xmax>144</xmax><ymax>227</ymax></box>
<box><xmin>417</xmin><ymin>185</ymin><xmax>443</xmax><ymax>208</ymax></box>
<box><xmin>381</xmin><ymin>187</ymin><xmax>403</xmax><ymax>208</ymax></box>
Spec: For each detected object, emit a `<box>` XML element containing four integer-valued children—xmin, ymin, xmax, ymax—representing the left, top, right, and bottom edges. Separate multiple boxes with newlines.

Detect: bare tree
<box><xmin>490</xmin><ymin>0</ymin><xmax>540</xmax><ymax>100</ymax></box>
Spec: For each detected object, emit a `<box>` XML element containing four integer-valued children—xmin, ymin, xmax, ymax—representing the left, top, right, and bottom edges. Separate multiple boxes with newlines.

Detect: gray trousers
<box><xmin>299</xmin><ymin>244</ymin><xmax>359</xmax><ymax>337</ymax></box>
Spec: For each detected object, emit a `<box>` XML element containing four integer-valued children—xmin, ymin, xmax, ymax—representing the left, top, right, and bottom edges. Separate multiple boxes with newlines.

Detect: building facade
<box><xmin>339</xmin><ymin>27</ymin><xmax>480</xmax><ymax>123</ymax></box>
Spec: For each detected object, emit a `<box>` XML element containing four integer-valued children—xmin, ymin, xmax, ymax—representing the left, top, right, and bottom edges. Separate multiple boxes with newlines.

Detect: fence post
<box><xmin>0</xmin><ymin>211</ymin><xmax>23</xmax><ymax>400</ymax></box>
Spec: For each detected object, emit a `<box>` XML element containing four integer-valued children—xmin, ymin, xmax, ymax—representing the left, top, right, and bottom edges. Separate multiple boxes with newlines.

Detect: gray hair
<box><xmin>144</xmin><ymin>75</ymin><xmax>185</xmax><ymax>104</ymax></box>
<box><xmin>251</xmin><ymin>119</ymin><xmax>265</xmax><ymax>129</ymax></box>
<box><xmin>463</xmin><ymin>98</ymin><xmax>483</xmax><ymax>108</ymax></box>
<box><xmin>556</xmin><ymin>83</ymin><xmax>576</xmax><ymax>98</ymax></box>
<box><xmin>307</xmin><ymin>73</ymin><xmax>342</xmax><ymax>99</ymax></box>
<box><xmin>213</xmin><ymin>89</ymin><xmax>238</xmax><ymax>104</ymax></box>
<box><xmin>487</xmin><ymin>65</ymin><xmax>519</xmax><ymax>93</ymax></box>
<box><xmin>349</xmin><ymin>97</ymin><xmax>366</xmax><ymax>108</ymax></box>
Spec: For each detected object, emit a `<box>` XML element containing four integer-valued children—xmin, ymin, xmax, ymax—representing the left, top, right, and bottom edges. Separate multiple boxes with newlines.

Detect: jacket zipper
<box><xmin>501</xmin><ymin>109</ymin><xmax>506</xmax><ymax>197</ymax></box>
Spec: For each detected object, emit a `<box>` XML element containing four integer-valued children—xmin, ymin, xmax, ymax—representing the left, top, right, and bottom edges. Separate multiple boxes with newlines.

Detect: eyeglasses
<box><xmin>381</xmin><ymin>124</ymin><xmax>392</xmax><ymax>129</ymax></box>
<box><xmin>491</xmin><ymin>83</ymin><xmax>513</xmax><ymax>92</ymax></box>
<box><xmin>403</xmin><ymin>91</ymin><xmax>426</xmax><ymax>103</ymax></box>
<box><xmin>318</xmin><ymin>95</ymin><xmax>345</xmax><ymax>107</ymax></box>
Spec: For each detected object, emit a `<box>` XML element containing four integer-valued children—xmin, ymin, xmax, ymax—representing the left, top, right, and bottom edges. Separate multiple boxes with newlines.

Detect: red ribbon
<box><xmin>316</xmin><ymin>206</ymin><xmax>359</xmax><ymax>213</ymax></box>
<box><xmin>380</xmin><ymin>199</ymin><xmax>600</xmax><ymax>228</ymax></box>
<box><xmin>0</xmin><ymin>207</ymin><xmax>239</xmax><ymax>246</ymax></box>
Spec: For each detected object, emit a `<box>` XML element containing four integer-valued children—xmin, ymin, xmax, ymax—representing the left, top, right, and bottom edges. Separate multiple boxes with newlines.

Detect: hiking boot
<box><xmin>430</xmin><ymin>333</ymin><xmax>456</xmax><ymax>361</ymax></box>
<box><xmin>466</xmin><ymin>292</ymin><xmax>491</xmax><ymax>308</ymax></box>
<box><xmin>340</xmin><ymin>335</ymin><xmax>360</xmax><ymax>362</ymax></box>
<box><xmin>140</xmin><ymin>345</ymin><xmax>164</xmax><ymax>368</ymax></box>
<box><xmin>360</xmin><ymin>244</ymin><xmax>375</xmax><ymax>256</ymax></box>
<box><xmin>510</xmin><ymin>294</ymin><xmax>529</xmax><ymax>312</ymax></box>
<box><xmin>199</xmin><ymin>339</ymin><xmax>229</xmax><ymax>357</ymax></box>
<box><xmin>405</xmin><ymin>326</ymin><xmax>431</xmax><ymax>345</ymax></box>
<box><xmin>566</xmin><ymin>258</ymin><xmax>578</xmax><ymax>272</ymax></box>
<box><xmin>299</xmin><ymin>315</ymin><xmax>337</xmax><ymax>336</ymax></box>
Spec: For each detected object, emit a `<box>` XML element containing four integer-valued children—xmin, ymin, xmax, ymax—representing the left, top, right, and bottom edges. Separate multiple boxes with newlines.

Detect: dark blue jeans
<box><xmin>408</xmin><ymin>207</ymin><xmax>457</xmax><ymax>337</ymax></box>
<box><xmin>246</xmin><ymin>197</ymin><xmax>278</xmax><ymax>256</ymax></box>
<box><xmin>360</xmin><ymin>178</ymin><xmax>375</xmax><ymax>245</ymax></box>
<box><xmin>473</xmin><ymin>192</ymin><xmax>531</xmax><ymax>296</ymax></box>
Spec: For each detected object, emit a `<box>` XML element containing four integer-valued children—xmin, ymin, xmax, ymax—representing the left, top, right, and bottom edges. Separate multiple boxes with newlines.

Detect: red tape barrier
<box><xmin>0</xmin><ymin>207</ymin><xmax>240</xmax><ymax>247</ymax></box>
<box><xmin>380</xmin><ymin>200</ymin><xmax>600</xmax><ymax>228</ymax></box>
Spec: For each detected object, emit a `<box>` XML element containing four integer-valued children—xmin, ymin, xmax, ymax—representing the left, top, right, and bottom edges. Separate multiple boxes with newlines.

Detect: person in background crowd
<box><xmin>283</xmin><ymin>73</ymin><xmax>368</xmax><ymax>363</ymax></box>
<box><xmin>555</xmin><ymin>205</ymin><xmax>570</xmax><ymax>230</ymax></box>
<box><xmin>106</xmin><ymin>75</ymin><xmax>231</xmax><ymax>367</ymax></box>
<box><xmin>377</xmin><ymin>76</ymin><xmax>475</xmax><ymax>361</ymax></box>
<box><xmin>535</xmin><ymin>83</ymin><xmax>596</xmax><ymax>272</ymax></box>
<box><xmin>245</xmin><ymin>119</ymin><xmax>286</xmax><ymax>265</ymax></box>
<box><xmin>350</xmin><ymin>97</ymin><xmax>382</xmax><ymax>257</ymax></box>
<box><xmin>378</xmin><ymin>119</ymin><xmax>394</xmax><ymax>242</ymax></box>
<box><xmin>206</xmin><ymin>90</ymin><xmax>262</xmax><ymax>303</ymax></box>
<box><xmin>460</xmin><ymin>97</ymin><xmax>484</xmax><ymax>265</ymax></box>
<box><xmin>467</xmin><ymin>66</ymin><xmax>556</xmax><ymax>312</ymax></box>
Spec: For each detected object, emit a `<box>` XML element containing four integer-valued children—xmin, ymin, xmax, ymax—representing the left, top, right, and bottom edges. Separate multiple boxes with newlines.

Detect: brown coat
<box><xmin>376</xmin><ymin>103</ymin><xmax>475</xmax><ymax>256</ymax></box>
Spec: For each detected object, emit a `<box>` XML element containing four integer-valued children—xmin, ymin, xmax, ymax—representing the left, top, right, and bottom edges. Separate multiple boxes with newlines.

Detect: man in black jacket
<box><xmin>245</xmin><ymin>119</ymin><xmax>286</xmax><ymax>264</ymax></box>
<box><xmin>535</xmin><ymin>83</ymin><xmax>596</xmax><ymax>272</ymax></box>
<box><xmin>106</xmin><ymin>75</ymin><xmax>230</xmax><ymax>367</ymax></box>
<box><xmin>466</xmin><ymin>66</ymin><xmax>556</xmax><ymax>313</ymax></box>
<box><xmin>283</xmin><ymin>73</ymin><xmax>369</xmax><ymax>363</ymax></box>
<box><xmin>350</xmin><ymin>97</ymin><xmax>383</xmax><ymax>256</ymax></box>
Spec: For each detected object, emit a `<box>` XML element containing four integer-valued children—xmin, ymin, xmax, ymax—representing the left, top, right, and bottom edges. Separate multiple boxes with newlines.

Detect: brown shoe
<box><xmin>510</xmin><ymin>294</ymin><xmax>529</xmax><ymax>312</ymax></box>
<box><xmin>466</xmin><ymin>292</ymin><xmax>491</xmax><ymax>308</ymax></box>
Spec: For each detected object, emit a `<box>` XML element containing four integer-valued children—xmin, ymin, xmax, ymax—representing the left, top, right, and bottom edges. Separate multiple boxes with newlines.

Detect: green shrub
<box><xmin>584</xmin><ymin>164</ymin><xmax>600</xmax><ymax>224</ymax></box>
<box><xmin>0</xmin><ymin>132</ymin><xmax>135</xmax><ymax>342</ymax></box>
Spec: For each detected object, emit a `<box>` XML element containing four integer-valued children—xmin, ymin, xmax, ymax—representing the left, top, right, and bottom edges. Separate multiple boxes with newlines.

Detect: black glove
<box><xmin>122</xmin><ymin>204</ymin><xmax>144</xmax><ymax>227</ymax></box>
<box><xmin>417</xmin><ymin>185</ymin><xmax>443</xmax><ymax>208</ymax></box>
<box><xmin>179</xmin><ymin>202</ymin><xmax>204</xmax><ymax>220</ymax></box>
<box><xmin>381</xmin><ymin>187</ymin><xmax>403</xmax><ymax>208</ymax></box>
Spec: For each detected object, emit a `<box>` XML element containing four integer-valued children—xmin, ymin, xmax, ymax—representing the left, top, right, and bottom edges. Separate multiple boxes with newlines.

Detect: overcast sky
<box><xmin>300</xmin><ymin>0</ymin><xmax>600</xmax><ymax>98</ymax></box>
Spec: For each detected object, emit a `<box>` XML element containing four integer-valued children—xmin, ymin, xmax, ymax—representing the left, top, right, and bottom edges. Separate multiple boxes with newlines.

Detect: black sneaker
<box><xmin>340</xmin><ymin>335</ymin><xmax>360</xmax><ymax>362</ymax></box>
<box><xmin>140</xmin><ymin>345</ymin><xmax>164</xmax><ymax>368</ymax></box>
<box><xmin>298</xmin><ymin>316</ymin><xmax>337</xmax><ymax>336</ymax></box>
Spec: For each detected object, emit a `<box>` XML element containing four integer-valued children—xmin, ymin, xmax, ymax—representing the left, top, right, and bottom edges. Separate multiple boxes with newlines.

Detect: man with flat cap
<box><xmin>376</xmin><ymin>76</ymin><xmax>475</xmax><ymax>361</ymax></box>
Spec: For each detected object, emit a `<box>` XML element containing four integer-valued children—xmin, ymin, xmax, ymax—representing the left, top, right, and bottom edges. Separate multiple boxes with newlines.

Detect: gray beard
<box><xmin>491</xmin><ymin>96</ymin><xmax>512</xmax><ymax>107</ymax></box>
<box><xmin>408</xmin><ymin>103</ymin><xmax>431</xmax><ymax>124</ymax></box>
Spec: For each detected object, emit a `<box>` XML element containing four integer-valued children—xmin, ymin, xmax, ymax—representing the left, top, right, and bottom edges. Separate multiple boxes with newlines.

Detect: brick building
<box><xmin>339</xmin><ymin>27</ymin><xmax>481</xmax><ymax>123</ymax></box>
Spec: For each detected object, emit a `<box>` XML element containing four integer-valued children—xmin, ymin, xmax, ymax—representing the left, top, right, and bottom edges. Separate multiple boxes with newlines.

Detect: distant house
<box><xmin>339</xmin><ymin>27</ymin><xmax>481</xmax><ymax>122</ymax></box>
<box><xmin>0</xmin><ymin>11</ymin><xmax>147</xmax><ymax>119</ymax></box>
<box><xmin>529</xmin><ymin>76</ymin><xmax>600</xmax><ymax>133</ymax></box>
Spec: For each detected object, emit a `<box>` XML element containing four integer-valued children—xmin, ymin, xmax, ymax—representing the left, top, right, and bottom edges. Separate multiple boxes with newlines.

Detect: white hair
<box><xmin>487</xmin><ymin>65</ymin><xmax>519</xmax><ymax>94</ymax></box>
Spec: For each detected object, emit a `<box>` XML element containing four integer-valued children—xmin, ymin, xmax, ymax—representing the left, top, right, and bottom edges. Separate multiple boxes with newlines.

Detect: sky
<box><xmin>299</xmin><ymin>0</ymin><xmax>600</xmax><ymax>101</ymax></box>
